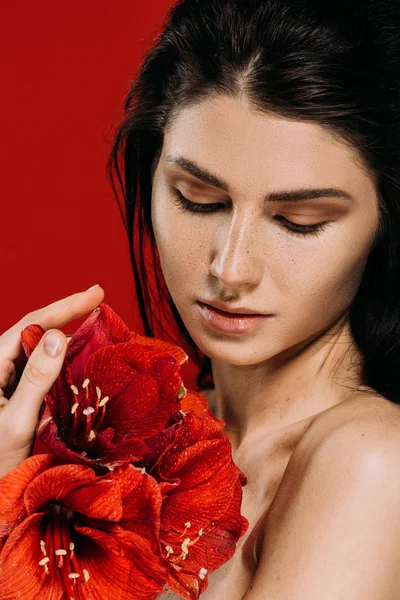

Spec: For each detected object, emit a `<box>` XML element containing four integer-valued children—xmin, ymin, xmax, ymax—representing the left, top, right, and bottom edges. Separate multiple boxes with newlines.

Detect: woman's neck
<box><xmin>209</xmin><ymin>314</ymin><xmax>364</xmax><ymax>450</ymax></box>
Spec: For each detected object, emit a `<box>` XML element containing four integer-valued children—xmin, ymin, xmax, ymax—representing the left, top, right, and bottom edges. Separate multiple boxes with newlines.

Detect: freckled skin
<box><xmin>151</xmin><ymin>94</ymin><xmax>381</xmax><ymax>598</ymax></box>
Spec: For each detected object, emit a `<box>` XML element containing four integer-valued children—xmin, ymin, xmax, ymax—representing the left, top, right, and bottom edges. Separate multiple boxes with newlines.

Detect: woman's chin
<box><xmin>188</xmin><ymin>333</ymin><xmax>279</xmax><ymax>367</ymax></box>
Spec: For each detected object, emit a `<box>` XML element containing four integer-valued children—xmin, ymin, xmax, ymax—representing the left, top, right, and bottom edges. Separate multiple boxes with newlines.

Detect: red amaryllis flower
<box><xmin>139</xmin><ymin>389</ymin><xmax>226</xmax><ymax>470</ymax></box>
<box><xmin>0</xmin><ymin>454</ymin><xmax>167</xmax><ymax>600</ymax></box>
<box><xmin>20</xmin><ymin>304</ymin><xmax>189</xmax><ymax>470</ymax></box>
<box><xmin>148</xmin><ymin>412</ymin><xmax>249</xmax><ymax>600</ymax></box>
<box><xmin>180</xmin><ymin>389</ymin><xmax>221</xmax><ymax>423</ymax></box>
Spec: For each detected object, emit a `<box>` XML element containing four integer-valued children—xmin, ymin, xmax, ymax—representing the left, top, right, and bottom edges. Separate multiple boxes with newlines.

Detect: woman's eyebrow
<box><xmin>166</xmin><ymin>154</ymin><xmax>355</xmax><ymax>203</ymax></box>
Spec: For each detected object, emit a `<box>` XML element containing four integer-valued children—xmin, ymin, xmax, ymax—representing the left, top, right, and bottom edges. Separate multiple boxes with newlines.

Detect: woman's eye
<box><xmin>273</xmin><ymin>215</ymin><xmax>331</xmax><ymax>237</ymax></box>
<box><xmin>172</xmin><ymin>189</ymin><xmax>331</xmax><ymax>237</ymax></box>
<box><xmin>172</xmin><ymin>189</ymin><xmax>224</xmax><ymax>213</ymax></box>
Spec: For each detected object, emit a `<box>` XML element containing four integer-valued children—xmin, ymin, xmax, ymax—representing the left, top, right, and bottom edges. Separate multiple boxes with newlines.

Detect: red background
<box><xmin>1</xmin><ymin>1</ymin><xmax>199</xmax><ymax>387</ymax></box>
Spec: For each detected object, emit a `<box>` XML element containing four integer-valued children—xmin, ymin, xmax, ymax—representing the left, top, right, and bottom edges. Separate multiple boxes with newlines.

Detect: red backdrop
<box><xmin>1</xmin><ymin>0</ymin><xmax>200</xmax><ymax>388</ymax></box>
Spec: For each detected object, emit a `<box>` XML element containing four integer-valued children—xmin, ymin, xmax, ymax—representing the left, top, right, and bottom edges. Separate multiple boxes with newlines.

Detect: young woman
<box><xmin>1</xmin><ymin>0</ymin><xmax>400</xmax><ymax>597</ymax></box>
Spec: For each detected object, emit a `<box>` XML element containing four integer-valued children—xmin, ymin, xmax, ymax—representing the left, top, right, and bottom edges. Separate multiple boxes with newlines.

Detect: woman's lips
<box><xmin>197</xmin><ymin>301</ymin><xmax>271</xmax><ymax>334</ymax></box>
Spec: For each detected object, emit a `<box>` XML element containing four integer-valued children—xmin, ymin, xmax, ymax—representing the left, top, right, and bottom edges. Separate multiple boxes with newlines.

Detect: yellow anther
<box><xmin>198</xmin><ymin>528</ymin><xmax>204</xmax><ymax>536</ymax></box>
<box><xmin>165</xmin><ymin>545</ymin><xmax>174</xmax><ymax>555</ymax></box>
<box><xmin>96</xmin><ymin>386</ymin><xmax>101</xmax><ymax>399</ymax></box>
<box><xmin>88</xmin><ymin>429</ymin><xmax>96</xmax><ymax>442</ymax></box>
<box><xmin>70</xmin><ymin>385</ymin><xmax>79</xmax><ymax>395</ymax></box>
<box><xmin>55</xmin><ymin>549</ymin><xmax>67</xmax><ymax>556</ymax></box>
<box><xmin>71</xmin><ymin>403</ymin><xmax>79</xmax><ymax>414</ymax></box>
<box><xmin>99</xmin><ymin>396</ymin><xmax>110</xmax><ymax>407</ymax></box>
<box><xmin>83</xmin><ymin>569</ymin><xmax>90</xmax><ymax>583</ymax></box>
<box><xmin>199</xmin><ymin>567</ymin><xmax>208</xmax><ymax>580</ymax></box>
<box><xmin>185</xmin><ymin>522</ymin><xmax>191</xmax><ymax>528</ymax></box>
<box><xmin>40</xmin><ymin>540</ymin><xmax>47</xmax><ymax>555</ymax></box>
<box><xmin>39</xmin><ymin>557</ymin><xmax>50</xmax><ymax>566</ymax></box>
<box><xmin>181</xmin><ymin>537</ymin><xmax>191</xmax><ymax>560</ymax></box>
<box><xmin>83</xmin><ymin>407</ymin><xmax>95</xmax><ymax>416</ymax></box>
<box><xmin>82</xmin><ymin>379</ymin><xmax>90</xmax><ymax>389</ymax></box>
<box><xmin>68</xmin><ymin>572</ymin><xmax>80</xmax><ymax>579</ymax></box>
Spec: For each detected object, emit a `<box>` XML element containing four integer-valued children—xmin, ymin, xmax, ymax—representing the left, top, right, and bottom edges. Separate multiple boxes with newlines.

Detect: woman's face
<box><xmin>151</xmin><ymin>95</ymin><xmax>380</xmax><ymax>366</ymax></box>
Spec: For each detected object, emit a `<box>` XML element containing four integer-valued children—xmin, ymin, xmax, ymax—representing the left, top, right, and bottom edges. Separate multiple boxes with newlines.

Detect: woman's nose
<box><xmin>209</xmin><ymin>213</ymin><xmax>263</xmax><ymax>291</ymax></box>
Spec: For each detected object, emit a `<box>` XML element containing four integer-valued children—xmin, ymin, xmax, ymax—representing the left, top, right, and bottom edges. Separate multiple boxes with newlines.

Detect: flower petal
<box><xmin>165</xmin><ymin>480</ymin><xmax>249</xmax><ymax>599</ymax></box>
<box><xmin>129</xmin><ymin>332</ymin><xmax>188</xmax><ymax>366</ymax></box>
<box><xmin>24</xmin><ymin>464</ymin><xmax>123</xmax><ymax>521</ymax></box>
<box><xmin>140</xmin><ymin>422</ymin><xmax>181</xmax><ymax>469</ymax></box>
<box><xmin>66</xmin><ymin>303</ymin><xmax>132</xmax><ymax>386</ymax></box>
<box><xmin>74</xmin><ymin>522</ymin><xmax>167</xmax><ymax>592</ymax></box>
<box><xmin>36</xmin><ymin>413</ymin><xmax>96</xmax><ymax>466</ymax></box>
<box><xmin>113</xmin><ymin>465</ymin><xmax>163</xmax><ymax>547</ymax></box>
<box><xmin>148</xmin><ymin>413</ymin><xmax>248</xmax><ymax>598</ymax></box>
<box><xmin>93</xmin><ymin>427</ymin><xmax>148</xmax><ymax>466</ymax></box>
<box><xmin>154</xmin><ymin>412</ymin><xmax>225</xmax><ymax>475</ymax></box>
<box><xmin>180</xmin><ymin>390</ymin><xmax>224</xmax><ymax>426</ymax></box>
<box><xmin>0</xmin><ymin>454</ymin><xmax>58</xmax><ymax>545</ymax></box>
<box><xmin>1</xmin><ymin>512</ymin><xmax>165</xmax><ymax>600</ymax></box>
<box><xmin>67</xmin><ymin>531</ymin><xmax>166</xmax><ymax>600</ymax></box>
<box><xmin>160</xmin><ymin>438</ymin><xmax>239</xmax><ymax>532</ymax></box>
<box><xmin>84</xmin><ymin>343</ymin><xmax>182</xmax><ymax>441</ymax></box>
<box><xmin>165</xmin><ymin>565</ymin><xmax>205</xmax><ymax>600</ymax></box>
<box><xmin>20</xmin><ymin>324</ymin><xmax>45</xmax><ymax>358</ymax></box>
<box><xmin>0</xmin><ymin>512</ymin><xmax>64</xmax><ymax>600</ymax></box>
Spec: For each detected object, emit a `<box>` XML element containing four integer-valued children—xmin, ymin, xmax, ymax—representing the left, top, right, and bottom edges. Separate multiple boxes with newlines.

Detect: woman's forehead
<box><xmin>162</xmin><ymin>95</ymin><xmax>377</xmax><ymax>202</ymax></box>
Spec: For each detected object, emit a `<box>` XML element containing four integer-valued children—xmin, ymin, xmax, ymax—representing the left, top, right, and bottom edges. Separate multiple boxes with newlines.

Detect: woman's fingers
<box><xmin>0</xmin><ymin>285</ymin><xmax>104</xmax><ymax>359</ymax></box>
<box><xmin>0</xmin><ymin>285</ymin><xmax>105</xmax><ymax>477</ymax></box>
<box><xmin>0</xmin><ymin>285</ymin><xmax>104</xmax><ymax>393</ymax></box>
<box><xmin>1</xmin><ymin>329</ymin><xmax>68</xmax><ymax>449</ymax></box>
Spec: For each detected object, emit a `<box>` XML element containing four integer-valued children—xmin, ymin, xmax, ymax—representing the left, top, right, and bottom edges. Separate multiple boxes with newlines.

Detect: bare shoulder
<box><xmin>200</xmin><ymin>385</ymin><xmax>400</xmax><ymax>468</ymax></box>
<box><xmin>244</xmin><ymin>392</ymin><xmax>400</xmax><ymax>599</ymax></box>
<box><xmin>268</xmin><ymin>389</ymin><xmax>400</xmax><ymax>532</ymax></box>
<box><xmin>298</xmin><ymin>389</ymin><xmax>400</xmax><ymax>462</ymax></box>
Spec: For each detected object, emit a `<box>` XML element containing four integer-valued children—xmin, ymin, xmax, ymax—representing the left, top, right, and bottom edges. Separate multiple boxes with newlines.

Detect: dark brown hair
<box><xmin>108</xmin><ymin>0</ymin><xmax>400</xmax><ymax>400</ymax></box>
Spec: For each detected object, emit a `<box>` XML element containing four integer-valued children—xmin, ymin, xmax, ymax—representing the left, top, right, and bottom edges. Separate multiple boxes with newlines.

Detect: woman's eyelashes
<box><xmin>171</xmin><ymin>189</ymin><xmax>332</xmax><ymax>238</ymax></box>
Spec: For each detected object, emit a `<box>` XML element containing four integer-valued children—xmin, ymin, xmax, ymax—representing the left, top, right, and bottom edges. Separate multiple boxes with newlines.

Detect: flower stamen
<box><xmin>181</xmin><ymin>537</ymin><xmax>191</xmax><ymax>561</ymax></box>
<box><xmin>199</xmin><ymin>567</ymin><xmax>208</xmax><ymax>580</ymax></box>
<box><xmin>161</xmin><ymin>524</ymin><xmax>205</xmax><ymax>564</ymax></box>
<box><xmin>41</xmin><ymin>504</ymin><xmax>89</xmax><ymax>596</ymax></box>
<box><xmin>99</xmin><ymin>396</ymin><xmax>109</xmax><ymax>407</ymax></box>
<box><xmin>38</xmin><ymin>556</ymin><xmax>50</xmax><ymax>575</ymax></box>
<box><xmin>67</xmin><ymin>379</ymin><xmax>112</xmax><ymax>450</ymax></box>
<box><xmin>55</xmin><ymin>548</ymin><xmax>67</xmax><ymax>568</ymax></box>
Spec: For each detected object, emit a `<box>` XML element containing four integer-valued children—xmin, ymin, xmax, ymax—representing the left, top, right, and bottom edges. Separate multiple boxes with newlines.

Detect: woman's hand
<box><xmin>0</xmin><ymin>285</ymin><xmax>104</xmax><ymax>478</ymax></box>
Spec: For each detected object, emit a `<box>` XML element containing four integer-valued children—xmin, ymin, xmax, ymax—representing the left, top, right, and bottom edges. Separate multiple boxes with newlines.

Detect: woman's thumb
<box><xmin>5</xmin><ymin>330</ymin><xmax>67</xmax><ymax>438</ymax></box>
<box><xmin>42</xmin><ymin>331</ymin><xmax>65</xmax><ymax>358</ymax></box>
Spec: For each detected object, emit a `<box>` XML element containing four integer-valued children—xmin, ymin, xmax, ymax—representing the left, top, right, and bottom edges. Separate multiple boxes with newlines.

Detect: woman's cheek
<box><xmin>152</xmin><ymin>207</ymin><xmax>205</xmax><ymax>298</ymax></box>
<box><xmin>286</xmin><ymin>240</ymin><xmax>371</xmax><ymax>332</ymax></box>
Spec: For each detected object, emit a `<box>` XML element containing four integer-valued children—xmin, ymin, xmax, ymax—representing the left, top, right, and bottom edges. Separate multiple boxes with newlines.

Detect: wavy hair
<box><xmin>107</xmin><ymin>0</ymin><xmax>400</xmax><ymax>399</ymax></box>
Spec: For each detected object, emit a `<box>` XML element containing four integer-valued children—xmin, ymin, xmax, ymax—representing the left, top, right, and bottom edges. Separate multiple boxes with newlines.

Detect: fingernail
<box><xmin>44</xmin><ymin>332</ymin><xmax>64</xmax><ymax>357</ymax></box>
<box><xmin>86</xmin><ymin>284</ymin><xmax>99</xmax><ymax>291</ymax></box>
